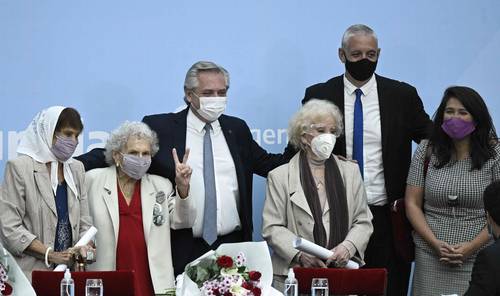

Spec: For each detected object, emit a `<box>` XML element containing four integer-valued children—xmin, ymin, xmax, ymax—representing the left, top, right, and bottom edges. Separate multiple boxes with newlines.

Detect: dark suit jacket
<box><xmin>465</xmin><ymin>239</ymin><xmax>500</xmax><ymax>296</ymax></box>
<box><xmin>77</xmin><ymin>107</ymin><xmax>293</xmax><ymax>274</ymax></box>
<box><xmin>302</xmin><ymin>74</ymin><xmax>432</xmax><ymax>203</ymax></box>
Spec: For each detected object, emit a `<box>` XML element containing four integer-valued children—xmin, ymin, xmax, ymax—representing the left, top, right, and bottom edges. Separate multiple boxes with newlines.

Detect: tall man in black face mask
<box><xmin>302</xmin><ymin>24</ymin><xmax>432</xmax><ymax>295</ymax></box>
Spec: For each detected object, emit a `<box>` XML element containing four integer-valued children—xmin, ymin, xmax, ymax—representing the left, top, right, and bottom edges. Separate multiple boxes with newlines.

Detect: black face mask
<box><xmin>344</xmin><ymin>57</ymin><xmax>378</xmax><ymax>82</ymax></box>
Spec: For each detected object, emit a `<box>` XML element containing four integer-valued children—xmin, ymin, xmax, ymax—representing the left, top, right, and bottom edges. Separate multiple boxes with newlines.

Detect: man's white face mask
<box><xmin>196</xmin><ymin>96</ymin><xmax>227</xmax><ymax>122</ymax></box>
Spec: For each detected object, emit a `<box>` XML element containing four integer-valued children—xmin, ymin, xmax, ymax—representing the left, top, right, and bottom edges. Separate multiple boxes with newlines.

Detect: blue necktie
<box><xmin>202</xmin><ymin>124</ymin><xmax>218</xmax><ymax>245</ymax></box>
<box><xmin>353</xmin><ymin>88</ymin><xmax>364</xmax><ymax>178</ymax></box>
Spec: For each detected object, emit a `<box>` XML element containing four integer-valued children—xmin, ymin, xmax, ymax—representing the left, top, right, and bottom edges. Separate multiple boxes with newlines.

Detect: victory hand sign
<box><xmin>172</xmin><ymin>148</ymin><xmax>192</xmax><ymax>199</ymax></box>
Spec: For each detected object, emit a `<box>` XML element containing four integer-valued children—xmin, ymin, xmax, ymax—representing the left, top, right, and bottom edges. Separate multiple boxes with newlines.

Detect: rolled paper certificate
<box><xmin>293</xmin><ymin>237</ymin><xmax>359</xmax><ymax>269</ymax></box>
<box><xmin>54</xmin><ymin>226</ymin><xmax>98</xmax><ymax>271</ymax></box>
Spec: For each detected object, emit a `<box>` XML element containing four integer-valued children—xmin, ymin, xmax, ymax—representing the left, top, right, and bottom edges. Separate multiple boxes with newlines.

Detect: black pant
<box><xmin>363</xmin><ymin>205</ymin><xmax>411</xmax><ymax>296</ymax></box>
<box><xmin>191</xmin><ymin>231</ymin><xmax>245</xmax><ymax>260</ymax></box>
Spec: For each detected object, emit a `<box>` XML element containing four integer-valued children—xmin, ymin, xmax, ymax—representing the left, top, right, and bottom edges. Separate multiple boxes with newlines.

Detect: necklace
<box><xmin>117</xmin><ymin>175</ymin><xmax>136</xmax><ymax>201</ymax></box>
<box><xmin>308</xmin><ymin>158</ymin><xmax>325</xmax><ymax>189</ymax></box>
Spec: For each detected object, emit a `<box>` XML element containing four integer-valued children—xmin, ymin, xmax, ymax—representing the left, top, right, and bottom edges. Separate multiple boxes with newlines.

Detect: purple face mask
<box><xmin>50</xmin><ymin>135</ymin><xmax>78</xmax><ymax>162</ymax></box>
<box><xmin>441</xmin><ymin>118</ymin><xmax>476</xmax><ymax>140</ymax></box>
<box><xmin>120</xmin><ymin>153</ymin><xmax>151</xmax><ymax>180</ymax></box>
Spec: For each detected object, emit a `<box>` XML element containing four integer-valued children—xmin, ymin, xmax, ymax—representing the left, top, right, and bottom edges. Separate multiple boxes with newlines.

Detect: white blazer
<box><xmin>85</xmin><ymin>166</ymin><xmax>195</xmax><ymax>293</ymax></box>
<box><xmin>262</xmin><ymin>153</ymin><xmax>373</xmax><ymax>277</ymax></box>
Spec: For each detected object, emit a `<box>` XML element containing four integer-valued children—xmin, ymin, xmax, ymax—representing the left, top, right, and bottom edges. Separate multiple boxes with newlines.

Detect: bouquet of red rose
<box><xmin>175</xmin><ymin>242</ymin><xmax>281</xmax><ymax>296</ymax></box>
<box><xmin>186</xmin><ymin>251</ymin><xmax>262</xmax><ymax>296</ymax></box>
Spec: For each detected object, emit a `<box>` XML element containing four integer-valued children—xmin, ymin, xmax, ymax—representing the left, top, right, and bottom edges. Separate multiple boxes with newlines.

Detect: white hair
<box><xmin>341</xmin><ymin>24</ymin><xmax>378</xmax><ymax>50</ymax></box>
<box><xmin>183</xmin><ymin>61</ymin><xmax>230</xmax><ymax>104</ymax></box>
<box><xmin>288</xmin><ymin>99</ymin><xmax>344</xmax><ymax>151</ymax></box>
<box><xmin>184</xmin><ymin>61</ymin><xmax>230</xmax><ymax>91</ymax></box>
<box><xmin>104</xmin><ymin>121</ymin><xmax>159</xmax><ymax>165</ymax></box>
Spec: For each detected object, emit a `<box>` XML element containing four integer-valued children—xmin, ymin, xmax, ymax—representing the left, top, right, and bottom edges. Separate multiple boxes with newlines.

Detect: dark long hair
<box><xmin>430</xmin><ymin>86</ymin><xmax>497</xmax><ymax>170</ymax></box>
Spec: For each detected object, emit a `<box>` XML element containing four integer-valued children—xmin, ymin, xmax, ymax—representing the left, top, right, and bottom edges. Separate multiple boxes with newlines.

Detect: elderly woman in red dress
<box><xmin>86</xmin><ymin>121</ymin><xmax>195</xmax><ymax>295</ymax></box>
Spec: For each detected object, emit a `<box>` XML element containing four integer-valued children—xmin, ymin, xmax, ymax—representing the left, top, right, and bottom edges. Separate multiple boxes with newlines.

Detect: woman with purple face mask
<box><xmin>405</xmin><ymin>86</ymin><xmax>500</xmax><ymax>295</ymax></box>
<box><xmin>85</xmin><ymin>121</ymin><xmax>195</xmax><ymax>296</ymax></box>
<box><xmin>0</xmin><ymin>106</ymin><xmax>95</xmax><ymax>281</ymax></box>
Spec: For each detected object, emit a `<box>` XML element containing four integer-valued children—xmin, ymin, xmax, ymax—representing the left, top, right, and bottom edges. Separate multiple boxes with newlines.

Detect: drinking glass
<box><xmin>85</xmin><ymin>278</ymin><xmax>103</xmax><ymax>296</ymax></box>
<box><xmin>311</xmin><ymin>277</ymin><xmax>329</xmax><ymax>296</ymax></box>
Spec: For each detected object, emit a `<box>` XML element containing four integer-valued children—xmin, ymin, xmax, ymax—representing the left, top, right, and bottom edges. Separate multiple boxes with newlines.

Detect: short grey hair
<box><xmin>341</xmin><ymin>24</ymin><xmax>378</xmax><ymax>50</ymax></box>
<box><xmin>184</xmin><ymin>61</ymin><xmax>230</xmax><ymax>91</ymax></box>
<box><xmin>104</xmin><ymin>121</ymin><xmax>160</xmax><ymax>165</ymax></box>
<box><xmin>288</xmin><ymin>99</ymin><xmax>344</xmax><ymax>151</ymax></box>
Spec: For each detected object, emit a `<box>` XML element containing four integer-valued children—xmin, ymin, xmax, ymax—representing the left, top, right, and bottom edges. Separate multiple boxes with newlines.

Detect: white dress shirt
<box><xmin>343</xmin><ymin>74</ymin><xmax>388</xmax><ymax>205</ymax></box>
<box><xmin>185</xmin><ymin>109</ymin><xmax>242</xmax><ymax>237</ymax></box>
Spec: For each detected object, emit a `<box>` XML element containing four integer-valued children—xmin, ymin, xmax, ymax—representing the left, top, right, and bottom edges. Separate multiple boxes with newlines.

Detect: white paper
<box><xmin>293</xmin><ymin>237</ymin><xmax>359</xmax><ymax>269</ymax></box>
<box><xmin>176</xmin><ymin>241</ymin><xmax>282</xmax><ymax>296</ymax></box>
<box><xmin>1</xmin><ymin>247</ymin><xmax>37</xmax><ymax>296</ymax></box>
<box><xmin>54</xmin><ymin>226</ymin><xmax>98</xmax><ymax>271</ymax></box>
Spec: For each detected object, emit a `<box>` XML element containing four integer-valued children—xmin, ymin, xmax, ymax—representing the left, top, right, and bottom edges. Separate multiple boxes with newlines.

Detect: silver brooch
<box><xmin>156</xmin><ymin>191</ymin><xmax>166</xmax><ymax>204</ymax></box>
<box><xmin>153</xmin><ymin>202</ymin><xmax>165</xmax><ymax>226</ymax></box>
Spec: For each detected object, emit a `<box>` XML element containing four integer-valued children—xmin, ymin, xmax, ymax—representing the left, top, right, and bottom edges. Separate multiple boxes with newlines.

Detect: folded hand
<box><xmin>299</xmin><ymin>253</ymin><xmax>327</xmax><ymax>268</ymax></box>
<box><xmin>433</xmin><ymin>240</ymin><xmax>463</xmax><ymax>266</ymax></box>
<box><xmin>326</xmin><ymin>244</ymin><xmax>350</xmax><ymax>268</ymax></box>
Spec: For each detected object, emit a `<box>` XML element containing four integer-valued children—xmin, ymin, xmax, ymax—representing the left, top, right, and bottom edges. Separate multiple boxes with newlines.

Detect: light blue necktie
<box><xmin>353</xmin><ymin>88</ymin><xmax>364</xmax><ymax>178</ymax></box>
<box><xmin>202</xmin><ymin>124</ymin><xmax>218</xmax><ymax>245</ymax></box>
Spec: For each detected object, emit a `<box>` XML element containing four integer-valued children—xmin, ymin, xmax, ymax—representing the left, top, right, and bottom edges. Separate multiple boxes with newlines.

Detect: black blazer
<box><xmin>465</xmin><ymin>239</ymin><xmax>500</xmax><ymax>296</ymax></box>
<box><xmin>302</xmin><ymin>74</ymin><xmax>432</xmax><ymax>203</ymax></box>
<box><xmin>77</xmin><ymin>108</ymin><xmax>293</xmax><ymax>274</ymax></box>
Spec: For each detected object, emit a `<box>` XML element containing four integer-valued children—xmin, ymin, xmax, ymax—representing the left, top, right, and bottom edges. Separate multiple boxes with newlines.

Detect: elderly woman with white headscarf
<box><xmin>262</xmin><ymin>99</ymin><xmax>373</xmax><ymax>290</ymax></box>
<box><xmin>85</xmin><ymin>121</ymin><xmax>195</xmax><ymax>296</ymax></box>
<box><xmin>0</xmin><ymin>106</ymin><xmax>94</xmax><ymax>280</ymax></box>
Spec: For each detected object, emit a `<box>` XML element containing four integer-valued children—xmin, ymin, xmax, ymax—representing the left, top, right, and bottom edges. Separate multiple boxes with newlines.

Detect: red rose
<box><xmin>251</xmin><ymin>287</ymin><xmax>262</xmax><ymax>296</ymax></box>
<box><xmin>2</xmin><ymin>283</ymin><xmax>13</xmax><ymax>295</ymax></box>
<box><xmin>212</xmin><ymin>288</ymin><xmax>220</xmax><ymax>296</ymax></box>
<box><xmin>242</xmin><ymin>281</ymin><xmax>253</xmax><ymax>289</ymax></box>
<box><xmin>223</xmin><ymin>292</ymin><xmax>232</xmax><ymax>296</ymax></box>
<box><xmin>248</xmin><ymin>271</ymin><xmax>262</xmax><ymax>281</ymax></box>
<box><xmin>216</xmin><ymin>255</ymin><xmax>234</xmax><ymax>268</ymax></box>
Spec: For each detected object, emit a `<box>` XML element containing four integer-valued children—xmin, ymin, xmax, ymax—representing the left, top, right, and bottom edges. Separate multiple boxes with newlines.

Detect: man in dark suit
<box><xmin>302</xmin><ymin>24</ymin><xmax>432</xmax><ymax>295</ymax></box>
<box><xmin>465</xmin><ymin>181</ymin><xmax>500</xmax><ymax>296</ymax></box>
<box><xmin>77</xmin><ymin>61</ymin><xmax>293</xmax><ymax>275</ymax></box>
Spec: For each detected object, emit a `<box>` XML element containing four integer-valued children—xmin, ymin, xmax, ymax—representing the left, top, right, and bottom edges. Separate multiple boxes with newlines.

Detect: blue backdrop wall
<box><xmin>1</xmin><ymin>0</ymin><xmax>500</xmax><ymax>240</ymax></box>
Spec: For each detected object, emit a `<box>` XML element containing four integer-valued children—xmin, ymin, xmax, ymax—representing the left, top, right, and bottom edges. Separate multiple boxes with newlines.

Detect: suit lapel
<box><xmin>218</xmin><ymin>115</ymin><xmax>241</xmax><ymax>167</ymax></box>
<box><xmin>33</xmin><ymin>162</ymin><xmax>57</xmax><ymax>217</ymax></box>
<box><xmin>140</xmin><ymin>175</ymin><xmax>156</xmax><ymax>243</ymax></box>
<box><xmin>172</xmin><ymin>108</ymin><xmax>188</xmax><ymax>160</ymax></box>
<box><xmin>66</xmin><ymin>164</ymin><xmax>78</xmax><ymax>233</ymax></box>
<box><xmin>375</xmin><ymin>75</ymin><xmax>390</xmax><ymax>160</ymax></box>
<box><xmin>102</xmin><ymin>167</ymin><xmax>120</xmax><ymax>242</ymax></box>
<box><xmin>329</xmin><ymin>76</ymin><xmax>347</xmax><ymax>156</ymax></box>
<box><xmin>288</xmin><ymin>155</ymin><xmax>313</xmax><ymax>217</ymax></box>
<box><xmin>218</xmin><ymin>115</ymin><xmax>246</xmax><ymax>216</ymax></box>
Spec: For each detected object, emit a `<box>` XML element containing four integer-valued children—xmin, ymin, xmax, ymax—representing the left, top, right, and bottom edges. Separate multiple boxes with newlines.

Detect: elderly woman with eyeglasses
<box><xmin>262</xmin><ymin>99</ymin><xmax>373</xmax><ymax>290</ymax></box>
<box><xmin>85</xmin><ymin>121</ymin><xmax>195</xmax><ymax>296</ymax></box>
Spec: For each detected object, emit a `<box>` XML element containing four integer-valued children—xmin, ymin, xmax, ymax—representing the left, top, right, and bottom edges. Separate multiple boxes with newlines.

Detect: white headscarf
<box><xmin>17</xmin><ymin>106</ymin><xmax>79</xmax><ymax>198</ymax></box>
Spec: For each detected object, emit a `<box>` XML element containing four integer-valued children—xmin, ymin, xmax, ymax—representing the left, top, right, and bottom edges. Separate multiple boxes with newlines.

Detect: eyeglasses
<box><xmin>306</xmin><ymin>123</ymin><xmax>340</xmax><ymax>137</ymax></box>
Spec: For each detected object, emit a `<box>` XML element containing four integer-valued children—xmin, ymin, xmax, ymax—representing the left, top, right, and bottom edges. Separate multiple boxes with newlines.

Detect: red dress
<box><xmin>116</xmin><ymin>182</ymin><xmax>155</xmax><ymax>296</ymax></box>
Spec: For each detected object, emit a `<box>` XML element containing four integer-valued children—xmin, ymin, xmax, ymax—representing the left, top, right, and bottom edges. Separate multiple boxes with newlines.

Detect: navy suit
<box><xmin>302</xmin><ymin>74</ymin><xmax>432</xmax><ymax>295</ymax></box>
<box><xmin>465</xmin><ymin>239</ymin><xmax>500</xmax><ymax>296</ymax></box>
<box><xmin>77</xmin><ymin>107</ymin><xmax>293</xmax><ymax>275</ymax></box>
